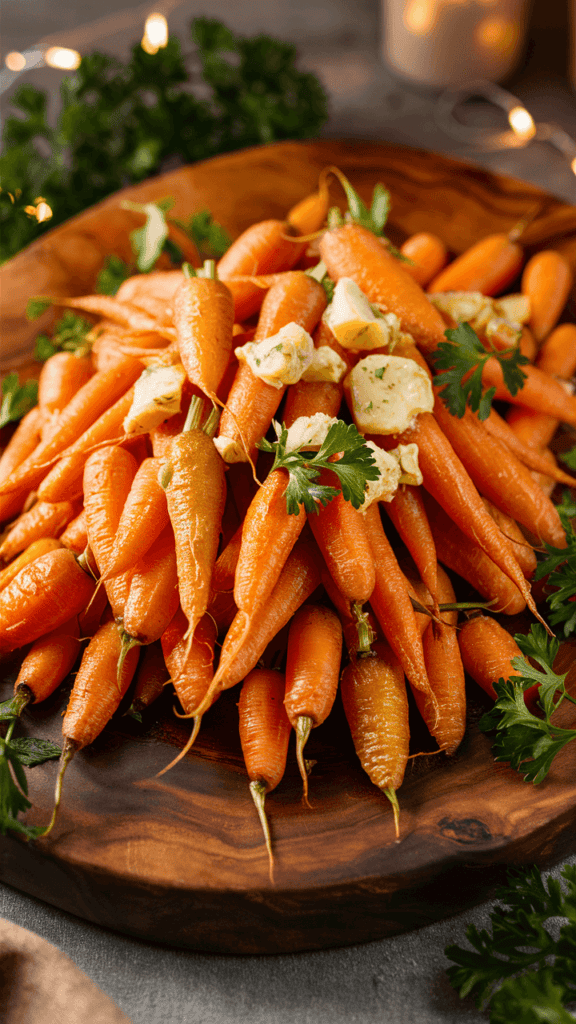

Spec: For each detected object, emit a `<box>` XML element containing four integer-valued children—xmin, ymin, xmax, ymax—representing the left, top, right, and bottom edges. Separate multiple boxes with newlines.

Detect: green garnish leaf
<box><xmin>336</xmin><ymin>171</ymin><xmax>391</xmax><ymax>238</ymax></box>
<box><xmin>33</xmin><ymin>310</ymin><xmax>93</xmax><ymax>362</ymax></box>
<box><xmin>534</xmin><ymin>514</ymin><xmax>576</xmax><ymax>636</ymax></box>
<box><xmin>369</xmin><ymin>183</ymin><xmax>391</xmax><ymax>236</ymax></box>
<box><xmin>0</xmin><ymin>697</ymin><xmax>24</xmax><ymax>722</ymax></box>
<box><xmin>559</xmin><ymin>446</ymin><xmax>576</xmax><ymax>472</ymax></box>
<box><xmin>431</xmin><ymin>322</ymin><xmax>529</xmax><ymax>420</ymax></box>
<box><xmin>34</xmin><ymin>334</ymin><xmax>56</xmax><ymax>361</ymax></box>
<box><xmin>0</xmin><ymin>725</ymin><xmax>52</xmax><ymax>839</ymax></box>
<box><xmin>0</xmin><ymin>373</ymin><xmax>38</xmax><ymax>428</ymax></box>
<box><xmin>184</xmin><ymin>209</ymin><xmax>231</xmax><ymax>260</ymax></box>
<box><xmin>96</xmin><ymin>254</ymin><xmax>132</xmax><ymax>296</ymax></box>
<box><xmin>446</xmin><ymin>863</ymin><xmax>576</xmax><ymax>1018</ymax></box>
<box><xmin>26</xmin><ymin>297</ymin><xmax>51</xmax><ymax>320</ymax></box>
<box><xmin>10</xmin><ymin>737</ymin><xmax>61</xmax><ymax>767</ymax></box>
<box><xmin>479</xmin><ymin>624</ymin><xmax>576</xmax><ymax>783</ymax></box>
<box><xmin>257</xmin><ymin>419</ymin><xmax>381</xmax><ymax>515</ymax></box>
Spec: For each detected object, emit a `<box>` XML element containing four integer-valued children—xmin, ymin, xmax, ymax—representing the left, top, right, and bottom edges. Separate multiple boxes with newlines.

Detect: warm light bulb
<box><xmin>508</xmin><ymin>105</ymin><xmax>536</xmax><ymax>140</ymax></box>
<box><xmin>404</xmin><ymin>0</ymin><xmax>435</xmax><ymax>36</ymax></box>
<box><xmin>44</xmin><ymin>46</ymin><xmax>81</xmax><ymax>70</ymax></box>
<box><xmin>571</xmin><ymin>157</ymin><xmax>576</xmax><ymax>177</ymax></box>
<box><xmin>35</xmin><ymin>202</ymin><xmax>53</xmax><ymax>223</ymax></box>
<box><xmin>142</xmin><ymin>13</ymin><xmax>169</xmax><ymax>54</ymax></box>
<box><xmin>476</xmin><ymin>17</ymin><xmax>518</xmax><ymax>54</ymax></box>
<box><xmin>5</xmin><ymin>51</ymin><xmax>26</xmax><ymax>72</ymax></box>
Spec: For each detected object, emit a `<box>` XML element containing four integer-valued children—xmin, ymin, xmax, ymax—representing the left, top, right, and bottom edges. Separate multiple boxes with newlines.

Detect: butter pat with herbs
<box><xmin>358</xmin><ymin>442</ymin><xmax>422</xmax><ymax>512</ymax></box>
<box><xmin>284</xmin><ymin>413</ymin><xmax>338</xmax><ymax>452</ymax></box>
<box><xmin>301</xmin><ymin>346</ymin><xmax>348</xmax><ymax>383</ymax></box>
<box><xmin>235</xmin><ymin>323</ymin><xmax>315</xmax><ymax>389</ymax></box>
<box><xmin>123</xmin><ymin>363</ymin><xmax>187</xmax><ymax>434</ymax></box>
<box><xmin>344</xmin><ymin>354</ymin><xmax>434</xmax><ymax>435</ymax></box>
<box><xmin>324</xmin><ymin>277</ymin><xmax>402</xmax><ymax>351</ymax></box>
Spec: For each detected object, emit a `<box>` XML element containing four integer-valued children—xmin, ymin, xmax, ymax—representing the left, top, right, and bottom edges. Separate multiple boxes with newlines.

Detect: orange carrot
<box><xmin>218</xmin><ymin>220</ymin><xmax>306</xmax><ymax>321</ymax></box>
<box><xmin>38</xmin><ymin>352</ymin><xmax>93</xmax><ymax>438</ymax></box>
<box><xmin>413</xmin><ymin>565</ymin><xmax>466</xmax><ymax>755</ymax></box>
<box><xmin>127</xmin><ymin>640</ymin><xmax>169</xmax><ymax>719</ymax></box>
<box><xmin>482</xmin><ymin>406</ymin><xmax>576</xmax><ymax>486</ymax></box>
<box><xmin>216</xmin><ymin>271</ymin><xmax>327</xmax><ymax>462</ymax></box>
<box><xmin>285</xmin><ymin>173</ymin><xmax>331</xmax><ymax>236</ymax></box>
<box><xmin>238</xmin><ymin>668</ymin><xmax>291</xmax><ymax>881</ymax></box>
<box><xmin>481</xmin><ymin>497</ymin><xmax>537</xmax><ymax>579</ymax></box>
<box><xmin>117</xmin><ymin>269</ymin><xmax>184</xmax><ymax>305</ymax></box>
<box><xmin>433</xmin><ymin>399</ymin><xmax>566</xmax><ymax>548</ymax></box>
<box><xmin>284</xmin><ymin>603</ymin><xmax>342</xmax><ymax>801</ymax></box>
<box><xmin>427</xmin><ymin>232</ymin><xmax>524</xmax><ymax>295</ymax></box>
<box><xmin>235</xmin><ymin>469</ymin><xmax>306</xmax><ymax>618</ymax></box>
<box><xmin>0</xmin><ymin>547</ymin><xmax>95</xmax><ymax>655</ymax></box>
<box><xmin>59</xmin><ymin>509</ymin><xmax>87</xmax><ymax>554</ymax></box>
<box><xmin>506</xmin><ymin>323</ymin><xmax>576</xmax><ymax>450</ymax></box>
<box><xmin>458</xmin><ymin>614</ymin><xmax>523</xmax><ymax>700</ymax></box>
<box><xmin>319</xmin><ymin>221</ymin><xmax>448</xmax><ymax>354</ymax></box>
<box><xmin>103</xmin><ymin>456</ymin><xmax>169</xmax><ymax>579</ymax></box>
<box><xmin>382</xmin><ymin>484</ymin><xmax>439</xmax><ymax>610</ymax></box>
<box><xmin>481</xmin><ymin>357</ymin><xmax>576</xmax><ymax>426</ymax></box>
<box><xmin>122</xmin><ymin>524</ymin><xmax>179</xmax><ymax>646</ymax></box>
<box><xmin>208</xmin><ymin>523</ymin><xmax>242</xmax><ymax>634</ymax></box>
<box><xmin>0</xmin><ymin>536</ymin><xmax>62</xmax><ymax>592</ymax></box>
<box><xmin>309</xmin><ymin>466</ymin><xmax>375</xmax><ymax>612</ymax></box>
<box><xmin>172</xmin><ymin>266</ymin><xmax>235</xmax><ymax>401</ymax></box>
<box><xmin>55</xmin><ymin>294</ymin><xmax>175</xmax><ymax>340</ymax></box>
<box><xmin>0</xmin><ymin>499</ymin><xmax>80</xmax><ymax>562</ymax></box>
<box><xmin>400</xmin><ymin>232</ymin><xmax>448</xmax><ymax>288</ymax></box>
<box><xmin>13</xmin><ymin>616</ymin><xmax>81</xmax><ymax>711</ymax></box>
<box><xmin>425</xmin><ymin>493</ymin><xmax>526</xmax><ymax>615</ymax></box>
<box><xmin>521</xmin><ymin>249</ymin><xmax>573</xmax><ymax>342</ymax></box>
<box><xmin>0</xmin><ymin>406</ymin><xmax>43</xmax><ymax>485</ymax></box>
<box><xmin>83</xmin><ymin>445</ymin><xmax>138</xmax><ymax>620</ymax></box>
<box><xmin>340</xmin><ymin>641</ymin><xmax>408</xmax><ymax>837</ymax></box>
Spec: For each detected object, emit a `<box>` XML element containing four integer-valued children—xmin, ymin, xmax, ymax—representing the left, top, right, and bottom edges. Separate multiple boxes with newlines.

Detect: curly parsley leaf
<box><xmin>183</xmin><ymin>209</ymin><xmax>231</xmax><ymax>260</ymax></box>
<box><xmin>26</xmin><ymin>297</ymin><xmax>52</xmax><ymax>321</ymax></box>
<box><xmin>446</xmin><ymin>863</ymin><xmax>576</xmax><ymax>1020</ymax></box>
<box><xmin>479</xmin><ymin>624</ymin><xmax>576</xmax><ymax>783</ymax></box>
<box><xmin>33</xmin><ymin>310</ymin><xmax>94</xmax><ymax>362</ymax></box>
<box><xmin>96</xmin><ymin>254</ymin><xmax>132</xmax><ymax>296</ymax></box>
<box><xmin>560</xmin><ymin>446</ymin><xmax>576</xmax><ymax>472</ymax></box>
<box><xmin>431</xmin><ymin>322</ymin><xmax>529</xmax><ymax>420</ymax></box>
<box><xmin>0</xmin><ymin>373</ymin><xmax>38</xmax><ymax>428</ymax></box>
<box><xmin>257</xmin><ymin>419</ymin><xmax>381</xmax><ymax>515</ymax></box>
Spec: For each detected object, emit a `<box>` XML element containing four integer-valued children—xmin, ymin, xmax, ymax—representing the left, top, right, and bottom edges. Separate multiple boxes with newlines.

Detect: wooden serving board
<box><xmin>1</xmin><ymin>140</ymin><xmax>576</xmax><ymax>955</ymax></box>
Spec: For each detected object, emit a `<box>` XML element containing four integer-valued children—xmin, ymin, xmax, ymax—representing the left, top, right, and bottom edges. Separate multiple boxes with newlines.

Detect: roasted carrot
<box><xmin>59</xmin><ymin>509</ymin><xmax>88</xmax><ymax>554</ymax></box>
<box><xmin>340</xmin><ymin>641</ymin><xmax>409</xmax><ymax>837</ymax></box>
<box><xmin>284</xmin><ymin>603</ymin><xmax>342</xmax><ymax>801</ymax></box>
<box><xmin>103</xmin><ymin>456</ymin><xmax>169</xmax><ymax>579</ymax></box>
<box><xmin>458</xmin><ymin>614</ymin><xmax>523</xmax><ymax>700</ymax></box>
<box><xmin>0</xmin><ymin>547</ymin><xmax>95</xmax><ymax>656</ymax></box>
<box><xmin>481</xmin><ymin>497</ymin><xmax>537</xmax><ymax>579</ymax></box>
<box><xmin>433</xmin><ymin>399</ymin><xmax>566</xmax><ymax>549</ymax></box>
<box><xmin>425</xmin><ymin>493</ymin><xmax>526</xmax><ymax>615</ymax></box>
<box><xmin>285</xmin><ymin>172</ymin><xmax>331</xmax><ymax>236</ymax></box>
<box><xmin>38</xmin><ymin>352</ymin><xmax>93</xmax><ymax>439</ymax></box>
<box><xmin>400</xmin><ymin>232</ymin><xmax>448</xmax><ymax>288</ymax></box>
<box><xmin>382</xmin><ymin>484</ymin><xmax>439</xmax><ymax>610</ymax></box>
<box><xmin>521</xmin><ymin>249</ymin><xmax>573</xmax><ymax>343</ymax></box>
<box><xmin>483</xmin><ymin>406</ymin><xmax>576</xmax><ymax>486</ymax></box>
<box><xmin>0</xmin><ymin>499</ymin><xmax>80</xmax><ymax>562</ymax></box>
<box><xmin>0</xmin><ymin>536</ymin><xmax>62</xmax><ymax>592</ymax></box>
<box><xmin>12</xmin><ymin>616</ymin><xmax>81</xmax><ymax>714</ymax></box>
<box><xmin>0</xmin><ymin>406</ymin><xmax>42</xmax><ymax>485</ymax></box>
<box><xmin>208</xmin><ymin>523</ymin><xmax>242</xmax><ymax>634</ymax></box>
<box><xmin>506</xmin><ymin>323</ymin><xmax>576</xmax><ymax>450</ymax></box>
<box><xmin>172</xmin><ymin>265</ymin><xmax>235</xmax><ymax>401</ymax></box>
<box><xmin>127</xmin><ymin>641</ymin><xmax>169</xmax><ymax>719</ymax></box>
<box><xmin>412</xmin><ymin>565</ymin><xmax>466</xmax><ymax>755</ymax></box>
<box><xmin>238</xmin><ymin>668</ymin><xmax>291</xmax><ymax>881</ymax></box>
<box><xmin>216</xmin><ymin>271</ymin><xmax>327</xmax><ymax>462</ymax></box>
<box><xmin>217</xmin><ymin>220</ymin><xmax>306</xmax><ymax>321</ymax></box>
<box><xmin>54</xmin><ymin>294</ymin><xmax>175</xmax><ymax>340</ymax></box>
<box><xmin>117</xmin><ymin>269</ymin><xmax>184</xmax><ymax>305</ymax></box>
<box><xmin>481</xmin><ymin>357</ymin><xmax>576</xmax><ymax>426</ymax></box>
<box><xmin>122</xmin><ymin>524</ymin><xmax>180</xmax><ymax>646</ymax></box>
<box><xmin>163</xmin><ymin>397</ymin><xmax>226</xmax><ymax>644</ymax></box>
<box><xmin>319</xmin><ymin>221</ymin><xmax>447</xmax><ymax>354</ymax></box>
<box><xmin>427</xmin><ymin>232</ymin><xmax>524</xmax><ymax>296</ymax></box>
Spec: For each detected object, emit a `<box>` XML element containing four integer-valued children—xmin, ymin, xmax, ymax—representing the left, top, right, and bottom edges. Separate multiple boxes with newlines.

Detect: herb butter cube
<box><xmin>324</xmin><ymin>278</ymin><xmax>401</xmax><ymax>351</ymax></box>
<box><xmin>235</xmin><ymin>323</ymin><xmax>315</xmax><ymax>389</ymax></box>
<box><xmin>358</xmin><ymin>442</ymin><xmax>402</xmax><ymax>510</ymax></box>
<box><xmin>213</xmin><ymin>435</ymin><xmax>247</xmax><ymax>463</ymax></box>
<box><xmin>284</xmin><ymin>413</ymin><xmax>339</xmax><ymax>453</ymax></box>
<box><xmin>344</xmin><ymin>354</ymin><xmax>434</xmax><ymax>435</ymax></box>
<box><xmin>429</xmin><ymin>291</ymin><xmax>493</xmax><ymax>328</ymax></box>
<box><xmin>301</xmin><ymin>346</ymin><xmax>348</xmax><ymax>384</ymax></box>
<box><xmin>123</xmin><ymin>363</ymin><xmax>187</xmax><ymax>434</ymax></box>
<box><xmin>494</xmin><ymin>294</ymin><xmax>530</xmax><ymax>325</ymax></box>
<box><xmin>394</xmin><ymin>443</ymin><xmax>422</xmax><ymax>486</ymax></box>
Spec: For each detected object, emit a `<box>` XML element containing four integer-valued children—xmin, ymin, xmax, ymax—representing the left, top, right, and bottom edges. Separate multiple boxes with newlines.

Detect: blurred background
<box><xmin>1</xmin><ymin>0</ymin><xmax>575</xmax><ymax>247</ymax></box>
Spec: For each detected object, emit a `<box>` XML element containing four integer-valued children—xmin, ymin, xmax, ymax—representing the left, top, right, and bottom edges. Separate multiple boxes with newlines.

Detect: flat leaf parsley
<box><xmin>257</xmin><ymin>419</ymin><xmax>381</xmax><ymax>515</ymax></box>
<box><xmin>431</xmin><ymin>322</ymin><xmax>529</xmax><ymax>420</ymax></box>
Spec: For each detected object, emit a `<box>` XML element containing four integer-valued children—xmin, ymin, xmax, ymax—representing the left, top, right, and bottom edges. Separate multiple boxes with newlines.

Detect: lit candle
<box><xmin>381</xmin><ymin>0</ymin><xmax>530</xmax><ymax>88</ymax></box>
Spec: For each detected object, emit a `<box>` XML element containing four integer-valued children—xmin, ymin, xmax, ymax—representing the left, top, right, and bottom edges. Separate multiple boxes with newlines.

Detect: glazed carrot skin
<box><xmin>481</xmin><ymin>498</ymin><xmax>537</xmax><ymax>579</ymax></box>
<box><xmin>234</xmin><ymin>469</ymin><xmax>306</xmax><ymax>617</ymax></box>
<box><xmin>383</xmin><ymin>484</ymin><xmax>439</xmax><ymax>608</ymax></box>
<box><xmin>0</xmin><ymin>537</ymin><xmax>62</xmax><ymax>592</ymax></box>
<box><xmin>14</xmin><ymin>616</ymin><xmax>81</xmax><ymax>705</ymax></box>
<box><xmin>128</xmin><ymin>641</ymin><xmax>169</xmax><ymax>718</ymax></box>
<box><xmin>0</xmin><ymin>499</ymin><xmax>80</xmax><ymax>562</ymax></box>
<box><xmin>161</xmin><ymin>608</ymin><xmax>218</xmax><ymax>715</ymax></box>
<box><xmin>59</xmin><ymin>509</ymin><xmax>87</xmax><ymax>554</ymax></box>
<box><xmin>413</xmin><ymin>565</ymin><xmax>466</xmax><ymax>755</ymax></box>
<box><xmin>481</xmin><ymin>357</ymin><xmax>576</xmax><ymax>427</ymax></box>
<box><xmin>0</xmin><ymin>547</ymin><xmax>95</xmax><ymax>656</ymax></box>
<box><xmin>521</xmin><ymin>249</ymin><xmax>573</xmax><ymax>343</ymax></box>
<box><xmin>123</xmin><ymin>524</ymin><xmax>179</xmax><ymax>645</ymax></box>
<box><xmin>239</xmin><ymin>669</ymin><xmax>291</xmax><ymax>791</ymax></box>
<box><xmin>427</xmin><ymin>232</ymin><xmax>524</xmax><ymax>296</ymax></box>
<box><xmin>363</xmin><ymin>502</ymin><xmax>434</xmax><ymax>706</ymax></box>
<box><xmin>62</xmin><ymin>619</ymin><xmax>140</xmax><ymax>750</ymax></box>
<box><xmin>425</xmin><ymin>494</ymin><xmax>526</xmax><ymax>615</ymax></box>
<box><xmin>38</xmin><ymin>352</ymin><xmax>93</xmax><ymax>438</ymax></box>
<box><xmin>217</xmin><ymin>220</ymin><xmax>306</xmax><ymax>321</ymax></box>
<box><xmin>83</xmin><ymin>446</ymin><xmax>138</xmax><ymax>578</ymax></box>
<box><xmin>0</xmin><ymin>354</ymin><xmax>143</xmax><ymax>501</ymax></box>
<box><xmin>284</xmin><ymin>604</ymin><xmax>342</xmax><ymax>729</ymax></box>
<box><xmin>56</xmin><ymin>294</ymin><xmax>175</xmax><ymax>340</ymax></box>
<box><xmin>506</xmin><ymin>323</ymin><xmax>576</xmax><ymax>450</ymax></box>
<box><xmin>432</xmin><ymin>399</ymin><xmax>566</xmax><ymax>549</ymax></box>
<box><xmin>0</xmin><ymin>406</ymin><xmax>42</xmax><ymax>484</ymax></box>
<box><xmin>319</xmin><ymin>222</ymin><xmax>448</xmax><ymax>354</ymax></box>
<box><xmin>216</xmin><ymin>272</ymin><xmax>327</xmax><ymax>461</ymax></box>
<box><xmin>482</xmin><ymin>406</ymin><xmax>576</xmax><ymax>487</ymax></box>
<box><xmin>340</xmin><ymin>641</ymin><xmax>409</xmax><ymax>820</ymax></box>
<box><xmin>458</xmin><ymin>615</ymin><xmax>523</xmax><ymax>700</ymax></box>
<box><xmin>400</xmin><ymin>232</ymin><xmax>448</xmax><ymax>288</ymax></box>
<box><xmin>103</xmin><ymin>457</ymin><xmax>169</xmax><ymax>579</ymax></box>
<box><xmin>286</xmin><ymin>177</ymin><xmax>331</xmax><ymax>236</ymax></box>
<box><xmin>208</xmin><ymin>523</ymin><xmax>242</xmax><ymax>634</ymax></box>
<box><xmin>117</xmin><ymin>269</ymin><xmax>184</xmax><ymax>305</ymax></box>
<box><xmin>172</xmin><ymin>274</ymin><xmax>235</xmax><ymax>400</ymax></box>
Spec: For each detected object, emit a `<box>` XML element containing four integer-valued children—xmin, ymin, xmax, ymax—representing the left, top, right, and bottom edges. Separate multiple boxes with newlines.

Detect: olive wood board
<box><xmin>1</xmin><ymin>140</ymin><xmax>576</xmax><ymax>955</ymax></box>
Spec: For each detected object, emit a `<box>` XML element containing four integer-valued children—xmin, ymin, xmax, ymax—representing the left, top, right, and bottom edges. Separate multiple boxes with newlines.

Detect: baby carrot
<box><xmin>83</xmin><ymin>445</ymin><xmax>138</xmax><ymax>578</ymax></box>
<box><xmin>122</xmin><ymin>524</ymin><xmax>179</xmax><ymax>646</ymax></box>
<box><xmin>284</xmin><ymin>603</ymin><xmax>342</xmax><ymax>802</ymax></box>
<box><xmin>0</xmin><ymin>499</ymin><xmax>80</xmax><ymax>562</ymax></box>
<box><xmin>482</xmin><ymin>406</ymin><xmax>576</xmax><ymax>487</ymax></box>
<box><xmin>38</xmin><ymin>352</ymin><xmax>93</xmax><ymax>439</ymax></box>
<box><xmin>0</xmin><ymin>547</ymin><xmax>95</xmax><ymax>656</ymax></box>
<box><xmin>285</xmin><ymin>172</ymin><xmax>331</xmax><ymax>236</ymax></box>
<box><xmin>0</xmin><ymin>536</ymin><xmax>62</xmax><ymax>592</ymax></box>
<box><xmin>117</xmin><ymin>269</ymin><xmax>184</xmax><ymax>305</ymax></box>
<box><xmin>400</xmin><ymin>232</ymin><xmax>448</xmax><ymax>288</ymax></box>
<box><xmin>382</xmin><ymin>484</ymin><xmax>439</xmax><ymax>611</ymax></box>
<box><xmin>55</xmin><ymin>294</ymin><xmax>175</xmax><ymax>340</ymax></box>
<box><xmin>208</xmin><ymin>523</ymin><xmax>242</xmax><ymax>634</ymax></box>
<box><xmin>521</xmin><ymin>249</ymin><xmax>573</xmax><ymax>343</ymax></box>
<box><xmin>458</xmin><ymin>614</ymin><xmax>523</xmax><ymax>700</ymax></box>
<box><xmin>13</xmin><ymin>616</ymin><xmax>81</xmax><ymax>712</ymax></box>
<box><xmin>238</xmin><ymin>668</ymin><xmax>291</xmax><ymax>881</ymax></box>
<box><xmin>481</xmin><ymin>357</ymin><xmax>576</xmax><ymax>426</ymax></box>
<box><xmin>481</xmin><ymin>497</ymin><xmax>537</xmax><ymax>580</ymax></box>
<box><xmin>340</xmin><ymin>641</ymin><xmax>409</xmax><ymax>838</ymax></box>
<box><xmin>217</xmin><ymin>219</ymin><xmax>305</xmax><ymax>321</ymax></box>
<box><xmin>427</xmin><ymin>231</ymin><xmax>524</xmax><ymax>295</ymax></box>
<box><xmin>103</xmin><ymin>456</ymin><xmax>169</xmax><ymax>579</ymax></box>
<box><xmin>59</xmin><ymin>509</ymin><xmax>88</xmax><ymax>554</ymax></box>
<box><xmin>172</xmin><ymin>264</ymin><xmax>235</xmax><ymax>401</ymax></box>
<box><xmin>0</xmin><ymin>406</ymin><xmax>42</xmax><ymax>485</ymax></box>
<box><xmin>412</xmin><ymin>565</ymin><xmax>466</xmax><ymax>755</ymax></box>
<box><xmin>127</xmin><ymin>641</ymin><xmax>169</xmax><ymax>720</ymax></box>
<box><xmin>506</xmin><ymin>323</ymin><xmax>576</xmax><ymax>450</ymax></box>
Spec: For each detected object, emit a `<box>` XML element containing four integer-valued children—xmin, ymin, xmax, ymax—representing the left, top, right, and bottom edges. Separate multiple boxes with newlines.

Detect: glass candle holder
<box><xmin>381</xmin><ymin>0</ymin><xmax>531</xmax><ymax>89</ymax></box>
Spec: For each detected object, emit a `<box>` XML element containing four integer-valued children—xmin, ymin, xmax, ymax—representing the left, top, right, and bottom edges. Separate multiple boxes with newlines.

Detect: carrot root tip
<box><xmin>249</xmin><ymin>779</ymin><xmax>275</xmax><ymax>884</ymax></box>
<box><xmin>295</xmin><ymin>715</ymin><xmax>314</xmax><ymax>804</ymax></box>
<box><xmin>156</xmin><ymin>714</ymin><xmax>202</xmax><ymax>777</ymax></box>
<box><xmin>384</xmin><ymin>787</ymin><xmax>401</xmax><ymax>841</ymax></box>
<box><xmin>41</xmin><ymin>738</ymin><xmax>77</xmax><ymax>839</ymax></box>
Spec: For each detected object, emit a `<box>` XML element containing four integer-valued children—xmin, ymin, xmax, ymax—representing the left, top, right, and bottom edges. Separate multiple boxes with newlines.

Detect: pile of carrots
<box><xmin>1</xmin><ymin>167</ymin><xmax>575</xmax><ymax>880</ymax></box>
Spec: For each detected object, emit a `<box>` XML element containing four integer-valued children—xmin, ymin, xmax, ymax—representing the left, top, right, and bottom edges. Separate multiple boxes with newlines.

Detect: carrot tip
<box><xmin>156</xmin><ymin>714</ymin><xmax>202</xmax><ymax>777</ymax></box>
<box><xmin>41</xmin><ymin>738</ymin><xmax>77</xmax><ymax>839</ymax></box>
<box><xmin>384</xmin><ymin>787</ymin><xmax>401</xmax><ymax>841</ymax></box>
<box><xmin>295</xmin><ymin>715</ymin><xmax>314</xmax><ymax>805</ymax></box>
<box><xmin>249</xmin><ymin>779</ymin><xmax>275</xmax><ymax>884</ymax></box>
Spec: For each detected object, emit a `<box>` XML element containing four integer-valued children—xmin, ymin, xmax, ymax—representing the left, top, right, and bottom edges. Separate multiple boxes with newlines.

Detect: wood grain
<box><xmin>1</xmin><ymin>140</ymin><xmax>575</xmax><ymax>954</ymax></box>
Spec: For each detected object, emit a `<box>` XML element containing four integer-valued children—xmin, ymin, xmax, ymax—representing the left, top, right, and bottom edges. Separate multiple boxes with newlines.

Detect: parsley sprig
<box><xmin>33</xmin><ymin>311</ymin><xmax>94</xmax><ymax>361</ymax></box>
<box><xmin>534</xmin><ymin>504</ymin><xmax>576</xmax><ymax>637</ymax></box>
<box><xmin>0</xmin><ymin>714</ymin><xmax>60</xmax><ymax>839</ymax></box>
<box><xmin>479</xmin><ymin>624</ymin><xmax>576</xmax><ymax>783</ymax></box>
<box><xmin>0</xmin><ymin>373</ymin><xmax>38</xmax><ymax>429</ymax></box>
<box><xmin>446</xmin><ymin>863</ymin><xmax>576</xmax><ymax>1022</ymax></box>
<box><xmin>257</xmin><ymin>419</ymin><xmax>381</xmax><ymax>515</ymax></box>
<box><xmin>431</xmin><ymin>322</ymin><xmax>529</xmax><ymax>420</ymax></box>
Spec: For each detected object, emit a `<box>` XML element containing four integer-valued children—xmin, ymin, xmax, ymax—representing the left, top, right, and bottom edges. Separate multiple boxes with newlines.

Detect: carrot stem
<box><xmin>249</xmin><ymin>779</ymin><xmax>274</xmax><ymax>884</ymax></box>
<box><xmin>352</xmin><ymin>601</ymin><xmax>375</xmax><ymax>654</ymax></box>
<box><xmin>117</xmin><ymin>631</ymin><xmax>142</xmax><ymax>688</ymax></box>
